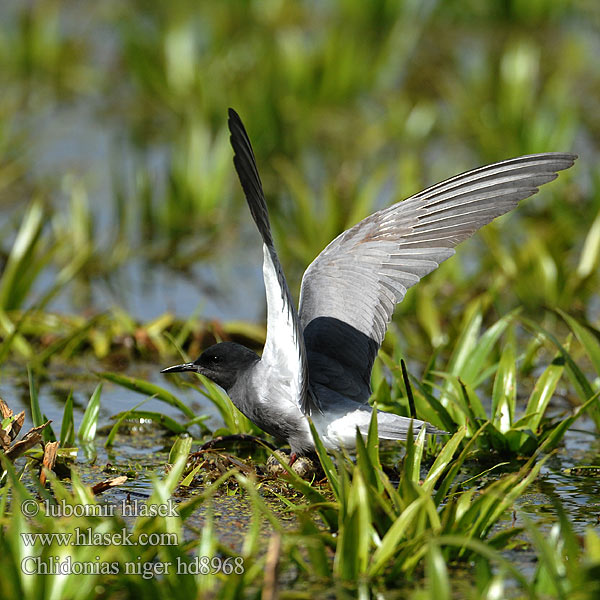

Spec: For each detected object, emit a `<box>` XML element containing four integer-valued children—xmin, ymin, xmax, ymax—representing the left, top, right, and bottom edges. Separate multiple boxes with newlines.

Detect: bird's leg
<box><xmin>288</xmin><ymin>452</ymin><xmax>298</xmax><ymax>466</ymax></box>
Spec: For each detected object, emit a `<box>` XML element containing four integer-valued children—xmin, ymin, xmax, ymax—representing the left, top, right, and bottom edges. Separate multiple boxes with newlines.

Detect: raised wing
<box><xmin>299</xmin><ymin>152</ymin><xmax>577</xmax><ymax>403</ymax></box>
<box><xmin>228</xmin><ymin>109</ymin><xmax>314</xmax><ymax>414</ymax></box>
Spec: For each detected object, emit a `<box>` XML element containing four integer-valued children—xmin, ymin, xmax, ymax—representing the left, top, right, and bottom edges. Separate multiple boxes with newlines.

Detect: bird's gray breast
<box><xmin>228</xmin><ymin>362</ymin><xmax>308</xmax><ymax>443</ymax></box>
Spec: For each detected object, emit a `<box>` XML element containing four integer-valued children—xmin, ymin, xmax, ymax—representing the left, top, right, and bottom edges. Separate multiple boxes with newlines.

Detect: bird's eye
<box><xmin>211</xmin><ymin>355</ymin><xmax>221</xmax><ymax>363</ymax></box>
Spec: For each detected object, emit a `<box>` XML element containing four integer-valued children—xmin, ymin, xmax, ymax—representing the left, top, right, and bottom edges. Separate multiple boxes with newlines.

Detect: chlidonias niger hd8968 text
<box><xmin>162</xmin><ymin>108</ymin><xmax>576</xmax><ymax>462</ymax></box>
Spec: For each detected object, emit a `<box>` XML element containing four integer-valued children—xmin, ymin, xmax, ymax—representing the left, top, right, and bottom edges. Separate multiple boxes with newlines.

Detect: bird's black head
<box><xmin>160</xmin><ymin>342</ymin><xmax>259</xmax><ymax>391</ymax></box>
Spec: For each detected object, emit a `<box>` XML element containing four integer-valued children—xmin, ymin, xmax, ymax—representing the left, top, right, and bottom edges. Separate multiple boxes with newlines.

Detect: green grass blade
<box><xmin>536</xmin><ymin>391</ymin><xmax>600</xmax><ymax>453</ymax></box>
<box><xmin>34</xmin><ymin>316</ymin><xmax>100</xmax><ymax>366</ymax></box>
<box><xmin>461</xmin><ymin>458</ymin><xmax>546</xmax><ymax>540</ymax></box>
<box><xmin>523</xmin><ymin>352</ymin><xmax>565</xmax><ymax>431</ymax></box>
<box><xmin>446</xmin><ymin>301</ymin><xmax>483</xmax><ymax>381</ymax></box>
<box><xmin>334</xmin><ymin>470</ymin><xmax>371</xmax><ymax>580</ymax></box>
<box><xmin>0</xmin><ymin>309</ymin><xmax>32</xmax><ymax>363</ymax></box>
<box><xmin>426</xmin><ymin>544</ymin><xmax>451</xmax><ymax>600</ymax></box>
<box><xmin>98</xmin><ymin>371</ymin><xmax>195</xmax><ymax>419</ymax></box>
<box><xmin>408</xmin><ymin>374</ymin><xmax>457</xmax><ymax>432</ymax></box>
<box><xmin>119</xmin><ymin>409</ymin><xmax>194</xmax><ymax>436</ymax></box>
<box><xmin>557</xmin><ymin>309</ymin><xmax>600</xmax><ymax>377</ymax></box>
<box><xmin>78</xmin><ymin>383</ymin><xmax>102</xmax><ymax>443</ymax></box>
<box><xmin>105</xmin><ymin>398</ymin><xmax>149</xmax><ymax>447</ymax></box>
<box><xmin>434</xmin><ymin>536</ymin><xmax>534</xmax><ymax>596</ymax></box>
<box><xmin>368</xmin><ymin>495</ymin><xmax>428</xmax><ymax>576</ymax></box>
<box><xmin>434</xmin><ymin>422</ymin><xmax>491</xmax><ymax>505</ymax></box>
<box><xmin>457</xmin><ymin>378</ymin><xmax>488</xmax><ymax>427</ymax></box>
<box><xmin>28</xmin><ymin>366</ymin><xmax>43</xmax><ymax>428</ymax></box>
<box><xmin>168</xmin><ymin>435</ymin><xmax>192</xmax><ymax>464</ymax></box>
<box><xmin>521</xmin><ymin>318</ymin><xmax>600</xmax><ymax>428</ymax></box>
<box><xmin>426</xmin><ymin>373</ymin><xmax>475</xmax><ymax>427</ymax></box>
<box><xmin>59</xmin><ymin>391</ymin><xmax>75</xmax><ymax>448</ymax></box>
<box><xmin>422</xmin><ymin>427</ymin><xmax>466</xmax><ymax>494</ymax></box>
<box><xmin>522</xmin><ymin>515</ymin><xmax>568</xmax><ymax>599</ymax></box>
<box><xmin>0</xmin><ymin>200</ymin><xmax>44</xmax><ymax>310</ymax></box>
<box><xmin>491</xmin><ymin>329</ymin><xmax>516</xmax><ymax>433</ymax></box>
<box><xmin>355</xmin><ymin>427</ymin><xmax>382</xmax><ymax>493</ymax></box>
<box><xmin>449</xmin><ymin>307</ymin><xmax>518</xmax><ymax>386</ymax></box>
<box><xmin>28</xmin><ymin>366</ymin><xmax>54</xmax><ymax>443</ymax></box>
<box><xmin>404</xmin><ymin>424</ymin><xmax>426</xmax><ymax>485</ymax></box>
<box><xmin>366</xmin><ymin>403</ymin><xmax>380</xmax><ymax>469</ymax></box>
<box><xmin>576</xmin><ymin>207</ymin><xmax>600</xmax><ymax>279</ymax></box>
<box><xmin>308</xmin><ymin>418</ymin><xmax>340</xmax><ymax>500</ymax></box>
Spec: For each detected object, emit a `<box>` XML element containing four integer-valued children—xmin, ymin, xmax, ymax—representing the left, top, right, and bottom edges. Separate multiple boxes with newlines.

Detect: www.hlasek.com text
<box><xmin>21</xmin><ymin>528</ymin><xmax>178</xmax><ymax>547</ymax></box>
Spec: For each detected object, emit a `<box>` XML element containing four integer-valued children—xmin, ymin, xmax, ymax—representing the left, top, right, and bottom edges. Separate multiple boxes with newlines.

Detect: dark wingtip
<box><xmin>558</xmin><ymin>151</ymin><xmax>578</xmax><ymax>167</ymax></box>
<box><xmin>546</xmin><ymin>151</ymin><xmax>578</xmax><ymax>170</ymax></box>
<box><xmin>226</xmin><ymin>107</ymin><xmax>275</xmax><ymax>248</ymax></box>
<box><xmin>227</xmin><ymin>107</ymin><xmax>241</xmax><ymax>127</ymax></box>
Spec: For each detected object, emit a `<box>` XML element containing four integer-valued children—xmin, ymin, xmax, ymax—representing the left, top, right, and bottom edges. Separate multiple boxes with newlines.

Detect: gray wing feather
<box><xmin>299</xmin><ymin>152</ymin><xmax>577</xmax><ymax>403</ymax></box>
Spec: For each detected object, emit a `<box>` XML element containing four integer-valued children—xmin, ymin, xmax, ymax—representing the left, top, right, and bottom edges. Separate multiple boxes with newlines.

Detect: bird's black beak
<box><xmin>160</xmin><ymin>362</ymin><xmax>197</xmax><ymax>374</ymax></box>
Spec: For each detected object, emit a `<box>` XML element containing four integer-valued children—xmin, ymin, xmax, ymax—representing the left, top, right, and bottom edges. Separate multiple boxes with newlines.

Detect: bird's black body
<box><xmin>161</xmin><ymin>108</ymin><xmax>577</xmax><ymax>455</ymax></box>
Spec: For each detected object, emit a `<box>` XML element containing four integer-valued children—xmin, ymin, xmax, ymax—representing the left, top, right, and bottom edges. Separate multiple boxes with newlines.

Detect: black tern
<box><xmin>162</xmin><ymin>108</ymin><xmax>576</xmax><ymax>460</ymax></box>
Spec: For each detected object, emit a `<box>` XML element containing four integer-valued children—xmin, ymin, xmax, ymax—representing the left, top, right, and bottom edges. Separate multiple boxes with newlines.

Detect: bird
<box><xmin>161</xmin><ymin>108</ymin><xmax>577</xmax><ymax>461</ymax></box>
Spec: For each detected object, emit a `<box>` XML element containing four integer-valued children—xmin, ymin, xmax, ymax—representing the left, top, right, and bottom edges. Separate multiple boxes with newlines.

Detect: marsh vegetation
<box><xmin>1</xmin><ymin>1</ymin><xmax>600</xmax><ymax>598</ymax></box>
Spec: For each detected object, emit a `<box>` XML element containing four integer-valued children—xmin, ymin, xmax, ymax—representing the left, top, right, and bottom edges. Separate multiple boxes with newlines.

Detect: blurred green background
<box><xmin>2</xmin><ymin>5</ymin><xmax>600</xmax><ymax>596</ymax></box>
<box><xmin>0</xmin><ymin>0</ymin><xmax>599</xmax><ymax>364</ymax></box>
